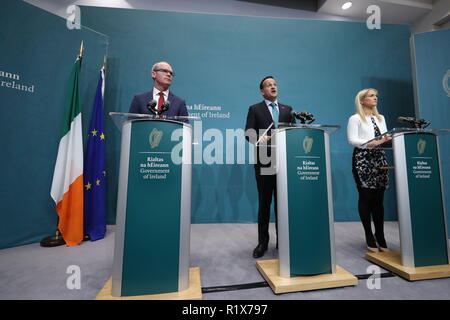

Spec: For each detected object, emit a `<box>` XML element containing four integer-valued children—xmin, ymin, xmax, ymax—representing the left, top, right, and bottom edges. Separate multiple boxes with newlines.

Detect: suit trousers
<box><xmin>254</xmin><ymin>165</ymin><xmax>278</xmax><ymax>247</ymax></box>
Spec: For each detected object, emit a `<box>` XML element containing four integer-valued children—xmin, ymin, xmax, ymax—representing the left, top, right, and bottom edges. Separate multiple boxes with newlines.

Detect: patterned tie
<box><xmin>157</xmin><ymin>91</ymin><xmax>165</xmax><ymax>112</ymax></box>
<box><xmin>371</xmin><ymin>117</ymin><xmax>381</xmax><ymax>137</ymax></box>
<box><xmin>270</xmin><ymin>102</ymin><xmax>279</xmax><ymax>128</ymax></box>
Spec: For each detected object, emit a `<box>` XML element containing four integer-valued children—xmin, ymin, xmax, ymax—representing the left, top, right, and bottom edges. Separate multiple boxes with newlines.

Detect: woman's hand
<box><xmin>367</xmin><ymin>134</ymin><xmax>392</xmax><ymax>148</ymax></box>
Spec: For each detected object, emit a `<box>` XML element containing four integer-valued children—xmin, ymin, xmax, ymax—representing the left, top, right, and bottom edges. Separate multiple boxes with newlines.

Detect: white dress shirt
<box><xmin>153</xmin><ymin>87</ymin><xmax>169</xmax><ymax>102</ymax></box>
<box><xmin>347</xmin><ymin>114</ymin><xmax>388</xmax><ymax>148</ymax></box>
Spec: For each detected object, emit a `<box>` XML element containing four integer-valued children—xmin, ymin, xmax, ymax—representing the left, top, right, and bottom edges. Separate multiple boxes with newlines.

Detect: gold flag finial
<box><xmin>102</xmin><ymin>55</ymin><xmax>107</xmax><ymax>71</ymax></box>
<box><xmin>79</xmin><ymin>41</ymin><xmax>84</xmax><ymax>59</ymax></box>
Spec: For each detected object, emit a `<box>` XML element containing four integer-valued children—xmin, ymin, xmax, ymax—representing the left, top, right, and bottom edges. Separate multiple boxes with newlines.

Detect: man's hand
<box><xmin>258</xmin><ymin>135</ymin><xmax>271</xmax><ymax>145</ymax></box>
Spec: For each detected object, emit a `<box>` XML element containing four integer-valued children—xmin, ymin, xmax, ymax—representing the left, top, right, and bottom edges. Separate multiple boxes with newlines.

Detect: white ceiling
<box><xmin>318</xmin><ymin>0</ymin><xmax>434</xmax><ymax>24</ymax></box>
<box><xmin>23</xmin><ymin>0</ymin><xmax>449</xmax><ymax>31</ymax></box>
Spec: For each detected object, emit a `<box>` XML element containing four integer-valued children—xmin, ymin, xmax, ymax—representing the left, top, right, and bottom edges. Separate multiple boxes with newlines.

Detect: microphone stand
<box><xmin>414</xmin><ymin>120</ymin><xmax>430</xmax><ymax>129</ymax></box>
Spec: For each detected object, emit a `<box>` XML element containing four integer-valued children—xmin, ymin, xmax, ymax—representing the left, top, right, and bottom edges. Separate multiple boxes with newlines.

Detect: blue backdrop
<box><xmin>412</xmin><ymin>28</ymin><xmax>450</xmax><ymax>232</ymax></box>
<box><xmin>0</xmin><ymin>0</ymin><xmax>107</xmax><ymax>249</ymax></box>
<box><xmin>80</xmin><ymin>6</ymin><xmax>415</xmax><ymax>224</ymax></box>
<box><xmin>2</xmin><ymin>3</ymin><xmax>426</xmax><ymax>249</ymax></box>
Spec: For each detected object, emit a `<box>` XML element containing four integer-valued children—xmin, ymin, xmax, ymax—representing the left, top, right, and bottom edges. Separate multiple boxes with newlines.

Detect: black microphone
<box><xmin>160</xmin><ymin>100</ymin><xmax>170</xmax><ymax>114</ymax></box>
<box><xmin>397</xmin><ymin>116</ymin><xmax>416</xmax><ymax>124</ymax></box>
<box><xmin>398</xmin><ymin>116</ymin><xmax>430</xmax><ymax>128</ymax></box>
<box><xmin>147</xmin><ymin>99</ymin><xmax>157</xmax><ymax>114</ymax></box>
<box><xmin>290</xmin><ymin>110</ymin><xmax>315</xmax><ymax>122</ymax></box>
<box><xmin>420</xmin><ymin>119</ymin><xmax>431</xmax><ymax>128</ymax></box>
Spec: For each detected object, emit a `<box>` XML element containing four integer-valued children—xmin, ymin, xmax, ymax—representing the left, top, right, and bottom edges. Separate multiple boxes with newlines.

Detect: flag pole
<box><xmin>79</xmin><ymin>40</ymin><xmax>91</xmax><ymax>242</ymax></box>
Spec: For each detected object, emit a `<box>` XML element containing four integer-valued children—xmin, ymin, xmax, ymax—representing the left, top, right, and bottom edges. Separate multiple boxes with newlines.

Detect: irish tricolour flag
<box><xmin>50</xmin><ymin>57</ymin><xmax>84</xmax><ymax>246</ymax></box>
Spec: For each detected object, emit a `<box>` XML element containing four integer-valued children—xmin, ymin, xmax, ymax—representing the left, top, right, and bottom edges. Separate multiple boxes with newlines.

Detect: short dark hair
<box><xmin>259</xmin><ymin>76</ymin><xmax>274</xmax><ymax>90</ymax></box>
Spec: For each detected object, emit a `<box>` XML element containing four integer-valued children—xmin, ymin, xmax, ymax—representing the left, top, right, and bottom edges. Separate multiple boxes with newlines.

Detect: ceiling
<box><xmin>24</xmin><ymin>0</ymin><xmax>448</xmax><ymax>29</ymax></box>
<box><xmin>317</xmin><ymin>0</ymin><xmax>435</xmax><ymax>24</ymax></box>
<box><xmin>239</xmin><ymin>0</ymin><xmax>436</xmax><ymax>24</ymax></box>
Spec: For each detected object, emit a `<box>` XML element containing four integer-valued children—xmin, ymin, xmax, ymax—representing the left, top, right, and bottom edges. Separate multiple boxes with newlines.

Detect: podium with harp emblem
<box><xmin>364</xmin><ymin>127</ymin><xmax>450</xmax><ymax>280</ymax></box>
<box><xmin>96</xmin><ymin>113</ymin><xmax>202</xmax><ymax>300</ymax></box>
<box><xmin>256</xmin><ymin>123</ymin><xmax>358</xmax><ymax>294</ymax></box>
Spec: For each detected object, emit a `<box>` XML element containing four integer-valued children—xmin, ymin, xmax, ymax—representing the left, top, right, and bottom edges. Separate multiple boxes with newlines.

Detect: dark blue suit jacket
<box><xmin>245</xmin><ymin>101</ymin><xmax>295</xmax><ymax>144</ymax></box>
<box><xmin>128</xmin><ymin>90</ymin><xmax>189</xmax><ymax>118</ymax></box>
<box><xmin>245</xmin><ymin>101</ymin><xmax>296</xmax><ymax>167</ymax></box>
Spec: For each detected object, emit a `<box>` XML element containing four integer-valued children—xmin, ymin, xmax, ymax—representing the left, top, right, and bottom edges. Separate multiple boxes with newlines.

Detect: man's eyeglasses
<box><xmin>155</xmin><ymin>69</ymin><xmax>175</xmax><ymax>77</ymax></box>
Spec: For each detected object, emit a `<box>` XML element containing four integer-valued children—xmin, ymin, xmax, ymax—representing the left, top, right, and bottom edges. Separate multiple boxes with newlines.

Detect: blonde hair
<box><xmin>355</xmin><ymin>88</ymin><xmax>383</xmax><ymax>123</ymax></box>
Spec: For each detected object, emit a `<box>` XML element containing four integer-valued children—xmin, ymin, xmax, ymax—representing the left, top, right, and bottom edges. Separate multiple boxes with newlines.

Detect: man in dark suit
<box><xmin>245</xmin><ymin>76</ymin><xmax>296</xmax><ymax>258</ymax></box>
<box><xmin>129</xmin><ymin>61</ymin><xmax>188</xmax><ymax>118</ymax></box>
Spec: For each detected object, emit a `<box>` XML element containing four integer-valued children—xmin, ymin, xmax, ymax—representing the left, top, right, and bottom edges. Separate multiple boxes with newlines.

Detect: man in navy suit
<box><xmin>245</xmin><ymin>76</ymin><xmax>296</xmax><ymax>258</ymax></box>
<box><xmin>129</xmin><ymin>61</ymin><xmax>188</xmax><ymax>118</ymax></box>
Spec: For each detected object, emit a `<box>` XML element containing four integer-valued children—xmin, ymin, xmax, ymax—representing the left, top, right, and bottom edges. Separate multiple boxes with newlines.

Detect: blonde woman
<box><xmin>347</xmin><ymin>88</ymin><xmax>391</xmax><ymax>252</ymax></box>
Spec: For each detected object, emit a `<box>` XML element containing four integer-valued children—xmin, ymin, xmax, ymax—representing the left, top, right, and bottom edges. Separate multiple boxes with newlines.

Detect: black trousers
<box><xmin>254</xmin><ymin>165</ymin><xmax>278</xmax><ymax>247</ymax></box>
<box><xmin>357</xmin><ymin>187</ymin><xmax>387</xmax><ymax>248</ymax></box>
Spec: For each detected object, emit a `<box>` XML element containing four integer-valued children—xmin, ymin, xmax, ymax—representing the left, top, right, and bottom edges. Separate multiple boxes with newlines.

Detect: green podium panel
<box><xmin>111</xmin><ymin>117</ymin><xmax>192</xmax><ymax>297</ymax></box>
<box><xmin>276</xmin><ymin>126</ymin><xmax>337</xmax><ymax>277</ymax></box>
<box><xmin>393</xmin><ymin>132</ymin><xmax>449</xmax><ymax>268</ymax></box>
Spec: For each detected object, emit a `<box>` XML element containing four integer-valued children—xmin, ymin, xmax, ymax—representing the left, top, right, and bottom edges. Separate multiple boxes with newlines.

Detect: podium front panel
<box><xmin>112</xmin><ymin>119</ymin><xmax>191</xmax><ymax>296</ymax></box>
<box><xmin>277</xmin><ymin>127</ymin><xmax>335</xmax><ymax>277</ymax></box>
<box><xmin>393</xmin><ymin>132</ymin><xmax>449</xmax><ymax>267</ymax></box>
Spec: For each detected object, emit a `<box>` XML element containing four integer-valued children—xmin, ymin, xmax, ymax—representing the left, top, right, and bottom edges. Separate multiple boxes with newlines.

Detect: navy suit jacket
<box><xmin>245</xmin><ymin>101</ymin><xmax>295</xmax><ymax>143</ymax></box>
<box><xmin>128</xmin><ymin>90</ymin><xmax>189</xmax><ymax>118</ymax></box>
<box><xmin>245</xmin><ymin>101</ymin><xmax>296</xmax><ymax>167</ymax></box>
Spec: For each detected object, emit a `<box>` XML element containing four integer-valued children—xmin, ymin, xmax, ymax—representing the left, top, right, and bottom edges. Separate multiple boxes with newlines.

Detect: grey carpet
<box><xmin>1</xmin><ymin>222</ymin><xmax>450</xmax><ymax>300</ymax></box>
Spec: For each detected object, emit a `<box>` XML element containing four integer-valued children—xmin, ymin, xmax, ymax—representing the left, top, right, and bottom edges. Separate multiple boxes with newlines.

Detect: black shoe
<box><xmin>375</xmin><ymin>234</ymin><xmax>387</xmax><ymax>249</ymax></box>
<box><xmin>253</xmin><ymin>244</ymin><xmax>268</xmax><ymax>258</ymax></box>
<box><xmin>365</xmin><ymin>233</ymin><xmax>377</xmax><ymax>249</ymax></box>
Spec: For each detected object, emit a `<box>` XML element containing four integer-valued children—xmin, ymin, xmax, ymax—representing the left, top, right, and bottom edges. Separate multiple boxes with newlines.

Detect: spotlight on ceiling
<box><xmin>342</xmin><ymin>2</ymin><xmax>352</xmax><ymax>10</ymax></box>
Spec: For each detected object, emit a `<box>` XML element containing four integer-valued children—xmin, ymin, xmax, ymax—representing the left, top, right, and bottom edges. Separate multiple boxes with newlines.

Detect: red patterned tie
<box><xmin>157</xmin><ymin>91</ymin><xmax>164</xmax><ymax>112</ymax></box>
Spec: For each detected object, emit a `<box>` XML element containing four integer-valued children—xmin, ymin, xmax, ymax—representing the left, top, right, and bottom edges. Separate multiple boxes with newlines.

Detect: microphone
<box><xmin>146</xmin><ymin>99</ymin><xmax>170</xmax><ymax>115</ymax></box>
<box><xmin>397</xmin><ymin>116</ymin><xmax>416</xmax><ymax>124</ymax></box>
<box><xmin>290</xmin><ymin>110</ymin><xmax>315</xmax><ymax>123</ymax></box>
<box><xmin>160</xmin><ymin>100</ymin><xmax>170</xmax><ymax>114</ymax></box>
<box><xmin>147</xmin><ymin>99</ymin><xmax>157</xmax><ymax>114</ymax></box>
<box><xmin>398</xmin><ymin>116</ymin><xmax>430</xmax><ymax>128</ymax></box>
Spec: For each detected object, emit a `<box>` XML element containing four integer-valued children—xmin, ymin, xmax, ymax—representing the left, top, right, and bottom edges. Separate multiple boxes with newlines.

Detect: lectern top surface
<box><xmin>361</xmin><ymin>127</ymin><xmax>450</xmax><ymax>149</ymax></box>
<box><xmin>275</xmin><ymin>123</ymin><xmax>340</xmax><ymax>135</ymax></box>
<box><xmin>109</xmin><ymin>112</ymin><xmax>200</xmax><ymax>130</ymax></box>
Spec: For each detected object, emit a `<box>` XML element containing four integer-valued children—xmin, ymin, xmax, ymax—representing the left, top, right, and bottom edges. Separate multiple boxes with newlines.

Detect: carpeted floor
<box><xmin>1</xmin><ymin>222</ymin><xmax>450</xmax><ymax>300</ymax></box>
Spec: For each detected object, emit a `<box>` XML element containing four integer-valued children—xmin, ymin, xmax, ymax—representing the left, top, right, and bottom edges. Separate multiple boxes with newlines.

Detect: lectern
<box><xmin>256</xmin><ymin>123</ymin><xmax>358</xmax><ymax>293</ymax></box>
<box><xmin>107</xmin><ymin>113</ymin><xmax>200</xmax><ymax>298</ymax></box>
<box><xmin>364</xmin><ymin>128</ymin><xmax>450</xmax><ymax>280</ymax></box>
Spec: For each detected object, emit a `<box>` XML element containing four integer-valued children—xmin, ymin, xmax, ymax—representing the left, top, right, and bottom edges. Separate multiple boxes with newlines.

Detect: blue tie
<box><xmin>270</xmin><ymin>102</ymin><xmax>279</xmax><ymax>128</ymax></box>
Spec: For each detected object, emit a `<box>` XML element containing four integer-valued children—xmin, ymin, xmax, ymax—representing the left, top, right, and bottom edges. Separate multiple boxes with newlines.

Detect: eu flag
<box><xmin>84</xmin><ymin>67</ymin><xmax>106</xmax><ymax>241</ymax></box>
